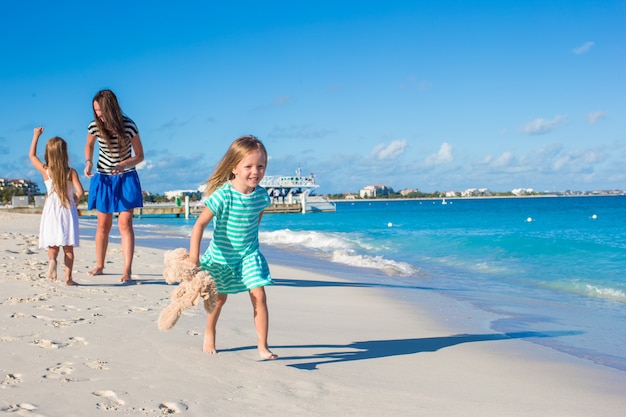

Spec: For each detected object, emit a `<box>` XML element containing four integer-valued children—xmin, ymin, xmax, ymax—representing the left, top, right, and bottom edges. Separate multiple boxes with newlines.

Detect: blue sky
<box><xmin>1</xmin><ymin>0</ymin><xmax>624</xmax><ymax>195</ymax></box>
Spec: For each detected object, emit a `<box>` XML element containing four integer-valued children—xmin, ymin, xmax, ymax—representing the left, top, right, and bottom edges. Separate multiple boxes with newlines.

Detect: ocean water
<box><xmin>81</xmin><ymin>195</ymin><xmax>626</xmax><ymax>371</ymax></box>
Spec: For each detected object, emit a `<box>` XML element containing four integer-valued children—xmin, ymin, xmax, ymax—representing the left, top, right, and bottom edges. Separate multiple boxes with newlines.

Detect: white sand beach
<box><xmin>1</xmin><ymin>211</ymin><xmax>625</xmax><ymax>417</ymax></box>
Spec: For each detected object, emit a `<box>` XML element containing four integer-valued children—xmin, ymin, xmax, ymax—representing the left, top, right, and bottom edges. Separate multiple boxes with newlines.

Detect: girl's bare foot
<box><xmin>48</xmin><ymin>260</ymin><xmax>58</xmax><ymax>281</ymax></box>
<box><xmin>88</xmin><ymin>267</ymin><xmax>104</xmax><ymax>276</ymax></box>
<box><xmin>120</xmin><ymin>275</ymin><xmax>133</xmax><ymax>284</ymax></box>
<box><xmin>202</xmin><ymin>334</ymin><xmax>217</xmax><ymax>354</ymax></box>
<box><xmin>65</xmin><ymin>279</ymin><xmax>78</xmax><ymax>286</ymax></box>
<box><xmin>259</xmin><ymin>349</ymin><xmax>278</xmax><ymax>360</ymax></box>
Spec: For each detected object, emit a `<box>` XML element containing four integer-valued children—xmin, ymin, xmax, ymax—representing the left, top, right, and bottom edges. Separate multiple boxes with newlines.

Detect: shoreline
<box><xmin>2</xmin><ymin>192</ymin><xmax>625</xmax><ymax>217</ymax></box>
<box><xmin>1</xmin><ymin>211</ymin><xmax>625</xmax><ymax>416</ymax></box>
<box><xmin>330</xmin><ymin>193</ymin><xmax>626</xmax><ymax>203</ymax></box>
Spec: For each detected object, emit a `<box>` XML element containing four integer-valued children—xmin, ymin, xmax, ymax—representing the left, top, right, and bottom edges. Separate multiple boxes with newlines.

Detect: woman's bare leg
<box><xmin>117</xmin><ymin>210</ymin><xmax>135</xmax><ymax>283</ymax></box>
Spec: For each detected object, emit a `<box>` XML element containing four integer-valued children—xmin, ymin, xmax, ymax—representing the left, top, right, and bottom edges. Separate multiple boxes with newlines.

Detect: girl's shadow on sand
<box><xmin>225</xmin><ymin>331</ymin><xmax>582</xmax><ymax>371</ymax></box>
<box><xmin>287</xmin><ymin>331</ymin><xmax>581</xmax><ymax>370</ymax></box>
<box><xmin>257</xmin><ymin>278</ymin><xmax>583</xmax><ymax>370</ymax></box>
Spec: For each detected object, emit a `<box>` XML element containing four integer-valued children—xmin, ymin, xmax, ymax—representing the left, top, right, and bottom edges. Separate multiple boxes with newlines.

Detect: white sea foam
<box><xmin>260</xmin><ymin>229</ymin><xmax>419</xmax><ymax>276</ymax></box>
<box><xmin>330</xmin><ymin>250</ymin><xmax>418</xmax><ymax>276</ymax></box>
<box><xmin>543</xmin><ymin>279</ymin><xmax>626</xmax><ymax>303</ymax></box>
<box><xmin>260</xmin><ymin>229</ymin><xmax>354</xmax><ymax>252</ymax></box>
<box><xmin>583</xmin><ymin>284</ymin><xmax>626</xmax><ymax>302</ymax></box>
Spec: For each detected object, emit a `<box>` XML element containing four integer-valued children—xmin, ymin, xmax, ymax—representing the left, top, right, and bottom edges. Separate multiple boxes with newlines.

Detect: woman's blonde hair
<box><xmin>44</xmin><ymin>137</ymin><xmax>73</xmax><ymax>208</ymax></box>
<box><xmin>203</xmin><ymin>135</ymin><xmax>267</xmax><ymax>197</ymax></box>
<box><xmin>92</xmin><ymin>89</ymin><xmax>129</xmax><ymax>155</ymax></box>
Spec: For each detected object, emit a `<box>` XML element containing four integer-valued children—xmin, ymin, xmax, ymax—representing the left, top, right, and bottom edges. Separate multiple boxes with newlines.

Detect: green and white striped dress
<box><xmin>200</xmin><ymin>181</ymin><xmax>272</xmax><ymax>294</ymax></box>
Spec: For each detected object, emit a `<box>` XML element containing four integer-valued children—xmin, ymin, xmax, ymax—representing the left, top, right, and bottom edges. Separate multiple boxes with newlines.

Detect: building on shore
<box><xmin>0</xmin><ymin>178</ymin><xmax>40</xmax><ymax>195</ymax></box>
<box><xmin>359</xmin><ymin>184</ymin><xmax>394</xmax><ymax>198</ymax></box>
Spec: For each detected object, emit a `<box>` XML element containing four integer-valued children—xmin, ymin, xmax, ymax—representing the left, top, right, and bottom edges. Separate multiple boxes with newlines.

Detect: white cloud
<box><xmin>136</xmin><ymin>159</ymin><xmax>152</xmax><ymax>170</ymax></box>
<box><xmin>140</xmin><ymin>153</ymin><xmax>211</xmax><ymax>192</ymax></box>
<box><xmin>553</xmin><ymin>155</ymin><xmax>571</xmax><ymax>170</ymax></box>
<box><xmin>567</xmin><ymin>149</ymin><xmax>605</xmax><ymax>167</ymax></box>
<box><xmin>480</xmin><ymin>154</ymin><xmax>494</xmax><ymax>164</ymax></box>
<box><xmin>371</xmin><ymin>139</ymin><xmax>407</xmax><ymax>160</ymax></box>
<box><xmin>587</xmin><ymin>111</ymin><xmax>606</xmax><ymax>125</ymax></box>
<box><xmin>572</xmin><ymin>41</ymin><xmax>594</xmax><ymax>55</ymax></box>
<box><xmin>521</xmin><ymin>115</ymin><xmax>567</xmax><ymax>135</ymax></box>
<box><xmin>491</xmin><ymin>151</ymin><xmax>514</xmax><ymax>167</ymax></box>
<box><xmin>424</xmin><ymin>142</ymin><xmax>453</xmax><ymax>166</ymax></box>
<box><xmin>582</xmin><ymin>150</ymin><xmax>606</xmax><ymax>164</ymax></box>
<box><xmin>270</xmin><ymin>140</ymin><xmax>620</xmax><ymax>194</ymax></box>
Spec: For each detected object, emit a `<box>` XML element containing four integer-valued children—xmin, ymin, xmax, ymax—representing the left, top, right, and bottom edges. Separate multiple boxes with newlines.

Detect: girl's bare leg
<box><xmin>203</xmin><ymin>294</ymin><xmax>227</xmax><ymax>354</ymax></box>
<box><xmin>249</xmin><ymin>287</ymin><xmax>277</xmax><ymax>360</ymax></box>
<box><xmin>89</xmin><ymin>212</ymin><xmax>112</xmax><ymax>276</ymax></box>
<box><xmin>63</xmin><ymin>246</ymin><xmax>78</xmax><ymax>286</ymax></box>
<box><xmin>47</xmin><ymin>246</ymin><xmax>59</xmax><ymax>280</ymax></box>
<box><xmin>117</xmin><ymin>210</ymin><xmax>135</xmax><ymax>283</ymax></box>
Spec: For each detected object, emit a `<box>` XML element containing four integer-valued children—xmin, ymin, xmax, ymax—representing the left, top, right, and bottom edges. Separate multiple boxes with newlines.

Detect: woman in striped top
<box><xmin>84</xmin><ymin>89</ymin><xmax>144</xmax><ymax>284</ymax></box>
<box><xmin>189</xmin><ymin>135</ymin><xmax>277</xmax><ymax>360</ymax></box>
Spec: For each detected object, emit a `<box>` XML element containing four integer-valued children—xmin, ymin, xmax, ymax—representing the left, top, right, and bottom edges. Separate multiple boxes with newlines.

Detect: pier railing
<box><xmin>5</xmin><ymin>196</ymin><xmax>316</xmax><ymax>218</ymax></box>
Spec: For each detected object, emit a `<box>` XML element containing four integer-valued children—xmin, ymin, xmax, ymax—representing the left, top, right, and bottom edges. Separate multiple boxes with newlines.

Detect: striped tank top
<box><xmin>88</xmin><ymin>116</ymin><xmax>138</xmax><ymax>175</ymax></box>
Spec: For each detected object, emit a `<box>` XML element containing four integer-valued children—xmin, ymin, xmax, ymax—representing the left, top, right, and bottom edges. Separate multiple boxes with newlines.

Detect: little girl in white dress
<box><xmin>29</xmin><ymin>127</ymin><xmax>85</xmax><ymax>285</ymax></box>
<box><xmin>40</xmin><ymin>171</ymin><xmax>80</xmax><ymax>248</ymax></box>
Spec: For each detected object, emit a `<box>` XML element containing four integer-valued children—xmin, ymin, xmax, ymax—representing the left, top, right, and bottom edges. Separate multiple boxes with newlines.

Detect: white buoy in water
<box><xmin>592</xmin><ymin>214</ymin><xmax>597</xmax><ymax>219</ymax></box>
<box><xmin>526</xmin><ymin>217</ymin><xmax>533</xmax><ymax>223</ymax></box>
<box><xmin>387</xmin><ymin>222</ymin><xmax>393</xmax><ymax>227</ymax></box>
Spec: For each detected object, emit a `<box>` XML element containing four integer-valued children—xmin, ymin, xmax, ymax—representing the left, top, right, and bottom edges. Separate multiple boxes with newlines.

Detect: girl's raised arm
<box><xmin>29</xmin><ymin>127</ymin><xmax>47</xmax><ymax>176</ymax></box>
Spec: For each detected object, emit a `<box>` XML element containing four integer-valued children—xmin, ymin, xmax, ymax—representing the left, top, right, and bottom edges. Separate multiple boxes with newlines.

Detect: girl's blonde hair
<box><xmin>44</xmin><ymin>137</ymin><xmax>73</xmax><ymax>208</ymax></box>
<box><xmin>203</xmin><ymin>135</ymin><xmax>267</xmax><ymax>197</ymax></box>
<box><xmin>92</xmin><ymin>89</ymin><xmax>130</xmax><ymax>155</ymax></box>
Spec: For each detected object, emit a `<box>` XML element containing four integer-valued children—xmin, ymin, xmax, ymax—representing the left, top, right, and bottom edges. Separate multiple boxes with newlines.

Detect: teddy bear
<box><xmin>157</xmin><ymin>247</ymin><xmax>218</xmax><ymax>331</ymax></box>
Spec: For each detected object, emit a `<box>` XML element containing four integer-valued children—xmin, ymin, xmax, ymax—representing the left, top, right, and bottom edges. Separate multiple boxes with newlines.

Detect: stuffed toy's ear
<box><xmin>158</xmin><ymin>303</ymin><xmax>183</xmax><ymax>331</ymax></box>
<box><xmin>157</xmin><ymin>280</ymin><xmax>200</xmax><ymax>331</ymax></box>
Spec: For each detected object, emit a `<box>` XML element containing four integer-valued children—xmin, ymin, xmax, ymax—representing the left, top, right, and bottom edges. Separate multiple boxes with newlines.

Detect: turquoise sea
<box><xmin>81</xmin><ymin>195</ymin><xmax>626</xmax><ymax>372</ymax></box>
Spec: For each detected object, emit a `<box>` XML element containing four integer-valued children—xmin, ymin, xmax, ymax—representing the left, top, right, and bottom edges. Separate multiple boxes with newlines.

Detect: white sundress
<box><xmin>39</xmin><ymin>174</ymin><xmax>80</xmax><ymax>249</ymax></box>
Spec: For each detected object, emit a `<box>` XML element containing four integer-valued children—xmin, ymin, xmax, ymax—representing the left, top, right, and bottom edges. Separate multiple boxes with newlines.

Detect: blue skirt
<box><xmin>88</xmin><ymin>171</ymin><xmax>143</xmax><ymax>213</ymax></box>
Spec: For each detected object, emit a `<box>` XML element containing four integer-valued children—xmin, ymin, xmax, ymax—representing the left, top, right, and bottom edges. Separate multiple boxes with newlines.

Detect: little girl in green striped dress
<box><xmin>189</xmin><ymin>135</ymin><xmax>277</xmax><ymax>360</ymax></box>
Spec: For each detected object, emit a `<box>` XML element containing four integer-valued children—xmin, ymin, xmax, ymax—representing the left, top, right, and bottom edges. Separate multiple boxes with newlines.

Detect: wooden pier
<box><xmin>76</xmin><ymin>205</ymin><xmax>200</xmax><ymax>218</ymax></box>
<box><xmin>76</xmin><ymin>202</ymin><xmax>303</xmax><ymax>218</ymax></box>
<box><xmin>6</xmin><ymin>195</ymin><xmax>315</xmax><ymax>218</ymax></box>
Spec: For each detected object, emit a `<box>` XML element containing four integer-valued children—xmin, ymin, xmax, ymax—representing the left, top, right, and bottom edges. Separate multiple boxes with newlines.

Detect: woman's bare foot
<box><xmin>120</xmin><ymin>275</ymin><xmax>133</xmax><ymax>284</ymax></box>
<box><xmin>202</xmin><ymin>334</ymin><xmax>217</xmax><ymax>354</ymax></box>
<box><xmin>47</xmin><ymin>260</ymin><xmax>58</xmax><ymax>281</ymax></box>
<box><xmin>88</xmin><ymin>267</ymin><xmax>104</xmax><ymax>276</ymax></box>
<box><xmin>65</xmin><ymin>279</ymin><xmax>78</xmax><ymax>286</ymax></box>
<box><xmin>259</xmin><ymin>349</ymin><xmax>278</xmax><ymax>360</ymax></box>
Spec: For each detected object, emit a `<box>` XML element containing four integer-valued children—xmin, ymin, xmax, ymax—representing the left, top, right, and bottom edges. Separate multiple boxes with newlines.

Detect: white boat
<box><xmin>260</xmin><ymin>165</ymin><xmax>336</xmax><ymax>213</ymax></box>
